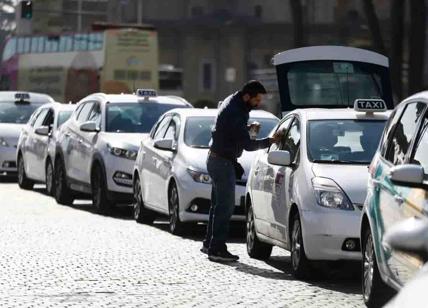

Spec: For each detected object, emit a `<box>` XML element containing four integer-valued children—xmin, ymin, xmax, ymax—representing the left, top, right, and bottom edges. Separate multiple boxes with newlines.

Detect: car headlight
<box><xmin>107</xmin><ymin>144</ymin><xmax>137</xmax><ymax>160</ymax></box>
<box><xmin>312</xmin><ymin>177</ymin><xmax>354</xmax><ymax>210</ymax></box>
<box><xmin>0</xmin><ymin>137</ymin><xmax>10</xmax><ymax>147</ymax></box>
<box><xmin>187</xmin><ymin>168</ymin><xmax>212</xmax><ymax>184</ymax></box>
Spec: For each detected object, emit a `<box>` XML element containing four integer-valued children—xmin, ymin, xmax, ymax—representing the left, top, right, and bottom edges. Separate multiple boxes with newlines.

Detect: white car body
<box><xmin>246</xmin><ymin>107</ymin><xmax>390</xmax><ymax>262</ymax></box>
<box><xmin>133</xmin><ymin>108</ymin><xmax>279</xmax><ymax>223</ymax></box>
<box><xmin>0</xmin><ymin>91</ymin><xmax>54</xmax><ymax>175</ymax></box>
<box><xmin>55</xmin><ymin>91</ymin><xmax>191</xmax><ymax>205</ymax></box>
<box><xmin>17</xmin><ymin>103</ymin><xmax>75</xmax><ymax>185</ymax></box>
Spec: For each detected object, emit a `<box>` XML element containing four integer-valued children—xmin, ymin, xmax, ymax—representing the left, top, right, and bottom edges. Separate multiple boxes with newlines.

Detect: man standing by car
<box><xmin>202</xmin><ymin>80</ymin><xmax>282</xmax><ymax>262</ymax></box>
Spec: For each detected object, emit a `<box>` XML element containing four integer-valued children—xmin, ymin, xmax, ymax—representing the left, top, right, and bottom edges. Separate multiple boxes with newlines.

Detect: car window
<box><xmin>411</xmin><ymin>113</ymin><xmax>428</xmax><ymax>175</ymax></box>
<box><xmin>88</xmin><ymin>103</ymin><xmax>101</xmax><ymax>127</ymax></box>
<box><xmin>307</xmin><ymin>120</ymin><xmax>386</xmax><ymax>164</ymax></box>
<box><xmin>57</xmin><ymin>110</ymin><xmax>73</xmax><ymax>128</ymax></box>
<box><xmin>29</xmin><ymin>108</ymin><xmax>42</xmax><ymax>127</ymax></box>
<box><xmin>385</xmin><ymin>102</ymin><xmax>427</xmax><ymax>165</ymax></box>
<box><xmin>106</xmin><ymin>103</ymin><xmax>184</xmax><ymax>133</ymax></box>
<box><xmin>76</xmin><ymin>102</ymin><xmax>94</xmax><ymax>124</ymax></box>
<box><xmin>164</xmin><ymin>116</ymin><xmax>180</xmax><ymax>140</ymax></box>
<box><xmin>43</xmin><ymin>109</ymin><xmax>54</xmax><ymax>128</ymax></box>
<box><xmin>0</xmin><ymin>102</ymin><xmax>43</xmax><ymax>124</ymax></box>
<box><xmin>33</xmin><ymin>108</ymin><xmax>49</xmax><ymax>128</ymax></box>
<box><xmin>269</xmin><ymin>117</ymin><xmax>293</xmax><ymax>152</ymax></box>
<box><xmin>379</xmin><ymin>107</ymin><xmax>401</xmax><ymax>157</ymax></box>
<box><xmin>153</xmin><ymin>115</ymin><xmax>172</xmax><ymax>140</ymax></box>
<box><xmin>281</xmin><ymin>119</ymin><xmax>300</xmax><ymax>162</ymax></box>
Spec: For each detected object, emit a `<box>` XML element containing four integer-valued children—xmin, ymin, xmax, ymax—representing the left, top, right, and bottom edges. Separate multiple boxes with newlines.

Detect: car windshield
<box><xmin>106</xmin><ymin>102</ymin><xmax>188</xmax><ymax>133</ymax></box>
<box><xmin>57</xmin><ymin>110</ymin><xmax>73</xmax><ymax>128</ymax></box>
<box><xmin>184</xmin><ymin>116</ymin><xmax>278</xmax><ymax>148</ymax></box>
<box><xmin>0</xmin><ymin>101</ymin><xmax>42</xmax><ymax>124</ymax></box>
<box><xmin>282</xmin><ymin>61</ymin><xmax>388</xmax><ymax>108</ymax></box>
<box><xmin>307</xmin><ymin>120</ymin><xmax>386</xmax><ymax>164</ymax></box>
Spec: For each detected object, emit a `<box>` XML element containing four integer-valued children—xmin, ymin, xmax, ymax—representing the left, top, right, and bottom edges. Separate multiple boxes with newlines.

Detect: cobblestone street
<box><xmin>0</xmin><ymin>181</ymin><xmax>364</xmax><ymax>307</ymax></box>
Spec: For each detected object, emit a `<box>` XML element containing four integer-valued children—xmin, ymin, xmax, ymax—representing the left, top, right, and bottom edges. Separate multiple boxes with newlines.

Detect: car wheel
<box><xmin>133</xmin><ymin>175</ymin><xmax>155</xmax><ymax>224</ymax></box>
<box><xmin>168</xmin><ymin>182</ymin><xmax>186</xmax><ymax>235</ymax></box>
<box><xmin>291</xmin><ymin>213</ymin><xmax>311</xmax><ymax>279</ymax></box>
<box><xmin>17</xmin><ymin>155</ymin><xmax>34</xmax><ymax>190</ymax></box>
<box><xmin>54</xmin><ymin>158</ymin><xmax>74</xmax><ymax>205</ymax></box>
<box><xmin>246</xmin><ymin>203</ymin><xmax>272</xmax><ymax>259</ymax></box>
<box><xmin>362</xmin><ymin>227</ymin><xmax>395</xmax><ymax>308</ymax></box>
<box><xmin>45</xmin><ymin>160</ymin><xmax>54</xmax><ymax>196</ymax></box>
<box><xmin>91</xmin><ymin>165</ymin><xmax>113</xmax><ymax>215</ymax></box>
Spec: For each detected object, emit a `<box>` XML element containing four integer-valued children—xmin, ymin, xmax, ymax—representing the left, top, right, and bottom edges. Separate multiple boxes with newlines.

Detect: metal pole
<box><xmin>77</xmin><ymin>0</ymin><xmax>82</xmax><ymax>32</ymax></box>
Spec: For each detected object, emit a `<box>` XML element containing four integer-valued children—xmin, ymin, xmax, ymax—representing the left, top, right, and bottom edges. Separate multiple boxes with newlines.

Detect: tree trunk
<box><xmin>289</xmin><ymin>0</ymin><xmax>306</xmax><ymax>47</ymax></box>
<box><xmin>390</xmin><ymin>0</ymin><xmax>405</xmax><ymax>102</ymax></box>
<box><xmin>408</xmin><ymin>0</ymin><xmax>426</xmax><ymax>95</ymax></box>
<box><xmin>362</xmin><ymin>0</ymin><xmax>386</xmax><ymax>54</ymax></box>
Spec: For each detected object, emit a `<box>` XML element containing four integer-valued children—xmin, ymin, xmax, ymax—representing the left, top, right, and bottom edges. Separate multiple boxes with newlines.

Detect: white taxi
<box><xmin>17</xmin><ymin>102</ymin><xmax>75</xmax><ymax>194</ymax></box>
<box><xmin>245</xmin><ymin>100</ymin><xmax>390</xmax><ymax>278</ymax></box>
<box><xmin>0</xmin><ymin>91</ymin><xmax>54</xmax><ymax>176</ymax></box>
<box><xmin>132</xmin><ymin>108</ymin><xmax>278</xmax><ymax>234</ymax></box>
<box><xmin>54</xmin><ymin>89</ymin><xmax>191</xmax><ymax>213</ymax></box>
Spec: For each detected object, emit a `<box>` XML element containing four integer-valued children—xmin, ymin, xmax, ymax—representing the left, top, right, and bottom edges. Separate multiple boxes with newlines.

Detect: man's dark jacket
<box><xmin>210</xmin><ymin>91</ymin><xmax>270</xmax><ymax>161</ymax></box>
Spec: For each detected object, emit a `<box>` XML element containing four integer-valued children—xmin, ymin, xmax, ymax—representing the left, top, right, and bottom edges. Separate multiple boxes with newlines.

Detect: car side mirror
<box><xmin>154</xmin><ymin>139</ymin><xmax>176</xmax><ymax>152</ymax></box>
<box><xmin>267</xmin><ymin>150</ymin><xmax>291</xmax><ymax>166</ymax></box>
<box><xmin>80</xmin><ymin>121</ymin><xmax>99</xmax><ymax>133</ymax></box>
<box><xmin>383</xmin><ymin>217</ymin><xmax>428</xmax><ymax>262</ymax></box>
<box><xmin>35</xmin><ymin>125</ymin><xmax>50</xmax><ymax>136</ymax></box>
<box><xmin>389</xmin><ymin>164</ymin><xmax>425</xmax><ymax>187</ymax></box>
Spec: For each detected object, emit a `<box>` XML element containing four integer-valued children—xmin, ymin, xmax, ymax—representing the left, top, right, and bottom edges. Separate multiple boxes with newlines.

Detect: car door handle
<box><xmin>64</xmin><ymin>133</ymin><xmax>70</xmax><ymax>138</ymax></box>
<box><xmin>78</xmin><ymin>139</ymin><xmax>83</xmax><ymax>144</ymax></box>
<box><xmin>254</xmin><ymin>167</ymin><xmax>259</xmax><ymax>175</ymax></box>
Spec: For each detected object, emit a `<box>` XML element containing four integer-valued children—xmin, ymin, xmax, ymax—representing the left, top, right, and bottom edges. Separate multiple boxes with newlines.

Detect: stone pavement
<box><xmin>0</xmin><ymin>181</ymin><xmax>364</xmax><ymax>307</ymax></box>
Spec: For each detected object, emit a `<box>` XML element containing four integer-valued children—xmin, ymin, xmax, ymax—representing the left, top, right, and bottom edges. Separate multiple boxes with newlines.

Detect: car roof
<box><xmin>37</xmin><ymin>102</ymin><xmax>76</xmax><ymax>111</ymax></box>
<box><xmin>399</xmin><ymin>90</ymin><xmax>428</xmax><ymax>104</ymax></box>
<box><xmin>273</xmin><ymin>46</ymin><xmax>389</xmax><ymax>67</ymax></box>
<box><xmin>166</xmin><ymin>108</ymin><xmax>279</xmax><ymax>120</ymax></box>
<box><xmin>80</xmin><ymin>93</ymin><xmax>191</xmax><ymax>106</ymax></box>
<box><xmin>289</xmin><ymin>108</ymin><xmax>391</xmax><ymax>122</ymax></box>
<box><xmin>0</xmin><ymin>91</ymin><xmax>55</xmax><ymax>104</ymax></box>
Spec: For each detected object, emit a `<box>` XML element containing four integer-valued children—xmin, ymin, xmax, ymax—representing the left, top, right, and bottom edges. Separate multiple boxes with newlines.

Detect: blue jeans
<box><xmin>203</xmin><ymin>155</ymin><xmax>236</xmax><ymax>252</ymax></box>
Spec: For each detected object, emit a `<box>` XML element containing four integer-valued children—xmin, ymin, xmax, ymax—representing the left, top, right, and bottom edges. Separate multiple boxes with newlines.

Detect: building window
<box><xmin>200</xmin><ymin>60</ymin><xmax>216</xmax><ymax>92</ymax></box>
<box><xmin>254</xmin><ymin>5</ymin><xmax>263</xmax><ymax>18</ymax></box>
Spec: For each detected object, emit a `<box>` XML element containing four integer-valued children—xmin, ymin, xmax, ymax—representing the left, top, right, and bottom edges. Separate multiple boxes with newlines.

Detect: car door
<box><xmin>252</xmin><ymin>117</ymin><xmax>293</xmax><ymax>237</ymax></box>
<box><xmin>141</xmin><ymin>114</ymin><xmax>172</xmax><ymax>208</ymax></box>
<box><xmin>378</xmin><ymin>101</ymin><xmax>427</xmax><ymax>284</ymax></box>
<box><xmin>67</xmin><ymin>102</ymin><xmax>94</xmax><ymax>181</ymax></box>
<box><xmin>154</xmin><ymin>114</ymin><xmax>180</xmax><ymax>210</ymax></box>
<box><xmin>269</xmin><ymin>118</ymin><xmax>301</xmax><ymax>243</ymax></box>
<box><xmin>32</xmin><ymin>107</ymin><xmax>54</xmax><ymax>181</ymax></box>
<box><xmin>25</xmin><ymin>108</ymin><xmax>49</xmax><ymax>180</ymax></box>
<box><xmin>79</xmin><ymin>101</ymin><xmax>101</xmax><ymax>185</ymax></box>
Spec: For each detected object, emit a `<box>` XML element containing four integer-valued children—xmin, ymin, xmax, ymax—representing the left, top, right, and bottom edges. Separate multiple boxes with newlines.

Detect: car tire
<box><xmin>168</xmin><ymin>182</ymin><xmax>186</xmax><ymax>235</ymax></box>
<box><xmin>17</xmin><ymin>154</ymin><xmax>34</xmax><ymax>190</ymax></box>
<box><xmin>291</xmin><ymin>213</ymin><xmax>311</xmax><ymax>279</ymax></box>
<box><xmin>246</xmin><ymin>203</ymin><xmax>272</xmax><ymax>260</ymax></box>
<box><xmin>362</xmin><ymin>227</ymin><xmax>395</xmax><ymax>308</ymax></box>
<box><xmin>45</xmin><ymin>159</ymin><xmax>54</xmax><ymax>196</ymax></box>
<box><xmin>133</xmin><ymin>175</ymin><xmax>155</xmax><ymax>224</ymax></box>
<box><xmin>91</xmin><ymin>164</ymin><xmax>113</xmax><ymax>215</ymax></box>
<box><xmin>54</xmin><ymin>158</ymin><xmax>74</xmax><ymax>206</ymax></box>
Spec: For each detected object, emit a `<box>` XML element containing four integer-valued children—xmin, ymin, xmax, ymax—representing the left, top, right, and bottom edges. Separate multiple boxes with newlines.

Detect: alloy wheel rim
<box><xmin>291</xmin><ymin>221</ymin><xmax>301</xmax><ymax>270</ymax></box>
<box><xmin>247</xmin><ymin>208</ymin><xmax>255</xmax><ymax>251</ymax></box>
<box><xmin>133</xmin><ymin>179</ymin><xmax>141</xmax><ymax>219</ymax></box>
<box><xmin>363</xmin><ymin>234</ymin><xmax>374</xmax><ymax>300</ymax></box>
<box><xmin>169</xmin><ymin>185</ymin><xmax>178</xmax><ymax>231</ymax></box>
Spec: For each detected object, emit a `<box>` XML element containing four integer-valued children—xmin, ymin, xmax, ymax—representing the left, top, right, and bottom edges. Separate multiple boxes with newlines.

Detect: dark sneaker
<box><xmin>200</xmin><ymin>246</ymin><xmax>209</xmax><ymax>254</ymax></box>
<box><xmin>208</xmin><ymin>250</ymin><xmax>239</xmax><ymax>262</ymax></box>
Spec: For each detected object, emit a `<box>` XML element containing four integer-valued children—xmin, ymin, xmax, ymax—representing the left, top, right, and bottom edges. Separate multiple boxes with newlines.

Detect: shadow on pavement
<box><xmin>0</xmin><ymin>175</ymin><xmax>17</xmax><ymax>183</ymax></box>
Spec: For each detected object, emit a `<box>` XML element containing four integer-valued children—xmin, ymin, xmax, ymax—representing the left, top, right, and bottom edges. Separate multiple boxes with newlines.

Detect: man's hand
<box><xmin>269</xmin><ymin>129</ymin><xmax>284</xmax><ymax>144</ymax></box>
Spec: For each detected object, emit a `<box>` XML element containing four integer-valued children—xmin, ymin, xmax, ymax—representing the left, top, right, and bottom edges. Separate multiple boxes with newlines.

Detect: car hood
<box><xmin>102</xmin><ymin>133</ymin><xmax>148</xmax><ymax>150</ymax></box>
<box><xmin>184</xmin><ymin>147</ymin><xmax>259</xmax><ymax>181</ymax></box>
<box><xmin>311</xmin><ymin>163</ymin><xmax>369</xmax><ymax>205</ymax></box>
<box><xmin>0</xmin><ymin>123</ymin><xmax>25</xmax><ymax>145</ymax></box>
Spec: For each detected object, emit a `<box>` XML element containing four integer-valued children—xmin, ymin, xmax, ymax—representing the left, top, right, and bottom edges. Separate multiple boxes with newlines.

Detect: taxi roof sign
<box><xmin>136</xmin><ymin>89</ymin><xmax>157</xmax><ymax>98</ymax></box>
<box><xmin>354</xmin><ymin>99</ymin><xmax>387</xmax><ymax>113</ymax></box>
